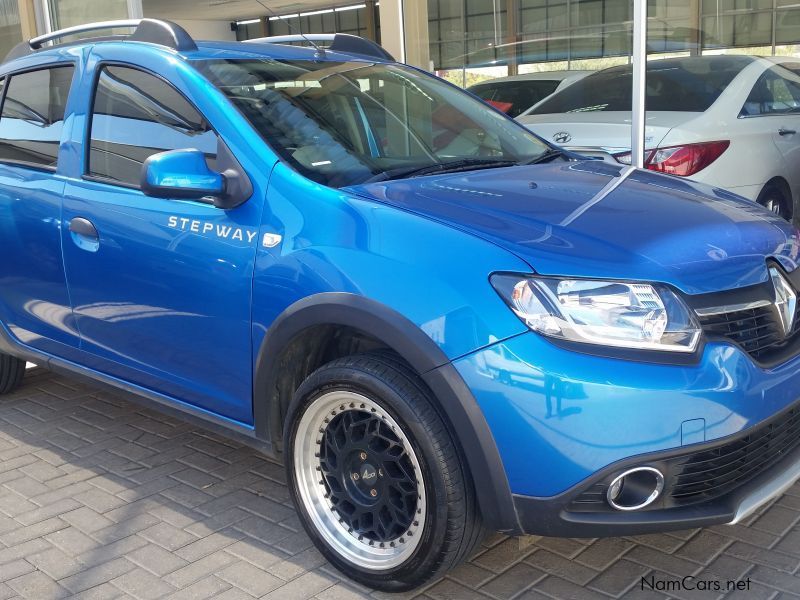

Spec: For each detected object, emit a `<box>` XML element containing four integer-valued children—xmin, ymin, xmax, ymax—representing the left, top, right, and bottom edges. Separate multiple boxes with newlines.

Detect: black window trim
<box><xmin>0</xmin><ymin>62</ymin><xmax>77</xmax><ymax>174</ymax></box>
<box><xmin>82</xmin><ymin>60</ymin><xmax>220</xmax><ymax>192</ymax></box>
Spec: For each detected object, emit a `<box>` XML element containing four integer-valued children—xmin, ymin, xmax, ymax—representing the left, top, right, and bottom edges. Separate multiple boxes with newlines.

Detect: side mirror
<box><xmin>140</xmin><ymin>143</ymin><xmax>252</xmax><ymax>210</ymax></box>
<box><xmin>141</xmin><ymin>148</ymin><xmax>223</xmax><ymax>200</ymax></box>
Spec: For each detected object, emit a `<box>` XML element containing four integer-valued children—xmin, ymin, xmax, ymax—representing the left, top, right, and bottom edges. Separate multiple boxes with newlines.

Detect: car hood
<box><xmin>516</xmin><ymin>111</ymin><xmax>694</xmax><ymax>153</ymax></box>
<box><xmin>345</xmin><ymin>161</ymin><xmax>800</xmax><ymax>295</ymax></box>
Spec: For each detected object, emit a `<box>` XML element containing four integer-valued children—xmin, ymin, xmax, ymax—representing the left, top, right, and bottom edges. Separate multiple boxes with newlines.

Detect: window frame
<box><xmin>0</xmin><ymin>62</ymin><xmax>77</xmax><ymax>173</ymax></box>
<box><xmin>83</xmin><ymin>60</ymin><xmax>220</xmax><ymax>191</ymax></box>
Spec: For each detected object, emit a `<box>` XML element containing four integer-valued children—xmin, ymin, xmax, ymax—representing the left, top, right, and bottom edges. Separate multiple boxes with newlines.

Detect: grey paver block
<box><xmin>59</xmin><ymin>557</ymin><xmax>137</xmax><ymax>594</ymax></box>
<box><xmin>164</xmin><ymin>575</ymin><xmax>229</xmax><ymax>600</ymax></box>
<box><xmin>138</xmin><ymin>522</ymin><xmax>198</xmax><ymax>551</ymax></box>
<box><xmin>111</xmin><ymin>567</ymin><xmax>177</xmax><ymax>599</ymax></box>
<box><xmin>217</xmin><ymin>560</ymin><xmax>283</xmax><ymax>596</ymax></box>
<box><xmin>478</xmin><ymin>562</ymin><xmax>545</xmax><ymax>599</ymax></box>
<box><xmin>61</xmin><ymin>506</ymin><xmax>115</xmax><ymax>534</ymax></box>
<box><xmin>26</xmin><ymin>546</ymin><xmax>84</xmax><ymax>579</ymax></box>
<box><xmin>126</xmin><ymin>543</ymin><xmax>190</xmax><ymax>577</ymax></box>
<box><xmin>163</xmin><ymin>551</ymin><xmax>237</xmax><ymax>588</ymax></box>
<box><xmin>0</xmin><ymin>559</ymin><xmax>35</xmax><ymax>583</ymax></box>
<box><xmin>6</xmin><ymin>570</ymin><xmax>68</xmax><ymax>599</ymax></box>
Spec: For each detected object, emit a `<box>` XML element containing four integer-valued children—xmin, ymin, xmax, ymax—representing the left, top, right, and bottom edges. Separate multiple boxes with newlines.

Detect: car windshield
<box><xmin>192</xmin><ymin>59</ymin><xmax>550</xmax><ymax>187</ymax></box>
<box><xmin>531</xmin><ymin>56</ymin><xmax>752</xmax><ymax>115</ymax></box>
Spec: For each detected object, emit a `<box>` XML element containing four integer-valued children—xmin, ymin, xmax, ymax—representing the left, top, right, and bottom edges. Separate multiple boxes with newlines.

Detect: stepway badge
<box><xmin>167</xmin><ymin>216</ymin><xmax>258</xmax><ymax>244</ymax></box>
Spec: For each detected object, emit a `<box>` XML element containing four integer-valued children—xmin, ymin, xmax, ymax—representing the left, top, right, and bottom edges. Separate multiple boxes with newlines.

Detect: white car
<box><xmin>467</xmin><ymin>71</ymin><xmax>591</xmax><ymax>118</ymax></box>
<box><xmin>517</xmin><ymin>55</ymin><xmax>800</xmax><ymax>221</ymax></box>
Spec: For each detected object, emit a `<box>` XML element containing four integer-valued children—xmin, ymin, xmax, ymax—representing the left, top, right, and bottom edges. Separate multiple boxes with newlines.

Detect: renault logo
<box><xmin>553</xmin><ymin>131</ymin><xmax>572</xmax><ymax>144</ymax></box>
<box><xmin>770</xmin><ymin>267</ymin><xmax>797</xmax><ymax>336</ymax></box>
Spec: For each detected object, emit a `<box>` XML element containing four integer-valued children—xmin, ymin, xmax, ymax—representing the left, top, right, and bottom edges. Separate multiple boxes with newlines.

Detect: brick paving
<box><xmin>0</xmin><ymin>366</ymin><xmax>798</xmax><ymax>599</ymax></box>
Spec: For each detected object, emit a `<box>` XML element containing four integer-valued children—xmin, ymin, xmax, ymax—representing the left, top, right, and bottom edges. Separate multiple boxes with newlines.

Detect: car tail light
<box><xmin>486</xmin><ymin>99</ymin><xmax>513</xmax><ymax>114</ymax></box>
<box><xmin>614</xmin><ymin>141</ymin><xmax>730</xmax><ymax>177</ymax></box>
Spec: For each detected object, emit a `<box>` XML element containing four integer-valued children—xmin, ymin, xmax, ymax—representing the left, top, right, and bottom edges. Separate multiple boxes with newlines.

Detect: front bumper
<box><xmin>454</xmin><ymin>331</ymin><xmax>800</xmax><ymax>536</ymax></box>
<box><xmin>511</xmin><ymin>411</ymin><xmax>800</xmax><ymax>537</ymax></box>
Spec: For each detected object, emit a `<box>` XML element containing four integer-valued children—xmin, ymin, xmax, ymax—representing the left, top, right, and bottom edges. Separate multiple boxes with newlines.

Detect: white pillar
<box><xmin>631</xmin><ymin>0</ymin><xmax>647</xmax><ymax>168</ymax></box>
<box><xmin>378</xmin><ymin>0</ymin><xmax>430</xmax><ymax>69</ymax></box>
<box><xmin>127</xmin><ymin>0</ymin><xmax>143</xmax><ymax>20</ymax></box>
<box><xmin>379</xmin><ymin>0</ymin><xmax>405</xmax><ymax>62</ymax></box>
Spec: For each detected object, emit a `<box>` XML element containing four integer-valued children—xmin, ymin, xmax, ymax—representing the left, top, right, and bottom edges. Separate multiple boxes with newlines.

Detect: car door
<box><xmin>0</xmin><ymin>63</ymin><xmax>81</xmax><ymax>357</ymax></box>
<box><xmin>61</xmin><ymin>58</ymin><xmax>262</xmax><ymax>425</ymax></box>
<box><xmin>740</xmin><ymin>65</ymin><xmax>800</xmax><ymax>202</ymax></box>
<box><xmin>766</xmin><ymin>67</ymin><xmax>800</xmax><ymax>203</ymax></box>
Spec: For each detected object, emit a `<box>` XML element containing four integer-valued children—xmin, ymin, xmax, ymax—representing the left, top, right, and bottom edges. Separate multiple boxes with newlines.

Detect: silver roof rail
<box><xmin>245</xmin><ymin>33</ymin><xmax>394</xmax><ymax>62</ymax></box>
<box><xmin>5</xmin><ymin>18</ymin><xmax>197</xmax><ymax>62</ymax></box>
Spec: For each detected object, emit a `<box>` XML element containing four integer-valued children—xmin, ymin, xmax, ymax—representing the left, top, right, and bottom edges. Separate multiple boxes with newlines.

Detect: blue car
<box><xmin>1</xmin><ymin>18</ymin><xmax>799</xmax><ymax>591</ymax></box>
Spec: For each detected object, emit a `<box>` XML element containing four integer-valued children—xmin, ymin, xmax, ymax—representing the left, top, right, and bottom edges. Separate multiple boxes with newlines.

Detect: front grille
<box><xmin>698</xmin><ymin>303</ymin><xmax>800</xmax><ymax>363</ymax></box>
<box><xmin>567</xmin><ymin>402</ymin><xmax>800</xmax><ymax>513</ymax></box>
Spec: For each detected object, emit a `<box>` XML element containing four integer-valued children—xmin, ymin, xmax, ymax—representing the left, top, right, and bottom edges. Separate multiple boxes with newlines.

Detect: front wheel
<box><xmin>284</xmin><ymin>354</ymin><xmax>484</xmax><ymax>591</ymax></box>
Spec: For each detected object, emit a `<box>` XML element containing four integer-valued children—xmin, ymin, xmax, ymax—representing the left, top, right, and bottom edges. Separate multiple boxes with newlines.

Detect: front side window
<box><xmin>741</xmin><ymin>66</ymin><xmax>800</xmax><ymax>116</ymax></box>
<box><xmin>88</xmin><ymin>66</ymin><xmax>217</xmax><ymax>187</ymax></box>
<box><xmin>193</xmin><ymin>59</ymin><xmax>550</xmax><ymax>188</ymax></box>
<box><xmin>0</xmin><ymin>66</ymin><xmax>74</xmax><ymax>169</ymax></box>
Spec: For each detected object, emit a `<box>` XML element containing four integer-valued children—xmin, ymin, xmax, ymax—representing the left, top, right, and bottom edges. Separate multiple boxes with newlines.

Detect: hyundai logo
<box><xmin>553</xmin><ymin>131</ymin><xmax>572</xmax><ymax>144</ymax></box>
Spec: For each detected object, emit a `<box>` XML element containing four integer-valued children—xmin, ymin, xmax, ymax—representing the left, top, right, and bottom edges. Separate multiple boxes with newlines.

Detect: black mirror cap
<box><xmin>212</xmin><ymin>141</ymin><xmax>253</xmax><ymax>210</ymax></box>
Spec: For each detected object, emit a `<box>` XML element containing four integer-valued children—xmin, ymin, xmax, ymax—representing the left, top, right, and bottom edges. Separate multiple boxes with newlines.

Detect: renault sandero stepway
<box><xmin>1</xmin><ymin>19</ymin><xmax>800</xmax><ymax>592</ymax></box>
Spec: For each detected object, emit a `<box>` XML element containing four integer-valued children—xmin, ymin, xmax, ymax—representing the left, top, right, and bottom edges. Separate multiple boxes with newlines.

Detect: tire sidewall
<box><xmin>284</xmin><ymin>361</ymin><xmax>457</xmax><ymax>589</ymax></box>
<box><xmin>758</xmin><ymin>183</ymin><xmax>792</xmax><ymax>221</ymax></box>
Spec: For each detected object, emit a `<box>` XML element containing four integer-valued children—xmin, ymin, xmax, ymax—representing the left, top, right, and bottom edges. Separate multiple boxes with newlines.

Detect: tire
<box><xmin>0</xmin><ymin>353</ymin><xmax>25</xmax><ymax>395</ymax></box>
<box><xmin>284</xmin><ymin>353</ymin><xmax>484</xmax><ymax>591</ymax></box>
<box><xmin>757</xmin><ymin>182</ymin><xmax>793</xmax><ymax>222</ymax></box>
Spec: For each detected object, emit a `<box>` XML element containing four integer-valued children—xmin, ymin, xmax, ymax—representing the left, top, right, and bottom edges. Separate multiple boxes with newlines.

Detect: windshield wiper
<box><xmin>521</xmin><ymin>148</ymin><xmax>567</xmax><ymax>165</ymax></box>
<box><xmin>363</xmin><ymin>158</ymin><xmax>516</xmax><ymax>183</ymax></box>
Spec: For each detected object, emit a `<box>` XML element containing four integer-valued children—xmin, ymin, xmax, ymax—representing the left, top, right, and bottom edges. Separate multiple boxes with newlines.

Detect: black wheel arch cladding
<box><xmin>252</xmin><ymin>292</ymin><xmax>522</xmax><ymax>534</ymax></box>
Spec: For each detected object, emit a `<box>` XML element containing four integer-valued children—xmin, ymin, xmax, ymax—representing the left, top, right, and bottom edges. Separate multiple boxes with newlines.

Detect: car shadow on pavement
<box><xmin>0</xmin><ymin>367</ymin><xmax>797</xmax><ymax>599</ymax></box>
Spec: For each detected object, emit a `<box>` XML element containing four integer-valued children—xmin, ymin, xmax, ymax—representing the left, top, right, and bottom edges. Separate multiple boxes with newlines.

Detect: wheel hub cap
<box><xmin>320</xmin><ymin>410</ymin><xmax>419</xmax><ymax>543</ymax></box>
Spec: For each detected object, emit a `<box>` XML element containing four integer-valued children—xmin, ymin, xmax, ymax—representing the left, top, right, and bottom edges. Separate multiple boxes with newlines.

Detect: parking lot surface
<box><xmin>0</xmin><ymin>366</ymin><xmax>798</xmax><ymax>599</ymax></box>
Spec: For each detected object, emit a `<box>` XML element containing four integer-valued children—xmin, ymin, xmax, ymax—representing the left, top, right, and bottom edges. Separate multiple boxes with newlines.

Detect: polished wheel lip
<box><xmin>293</xmin><ymin>390</ymin><xmax>426</xmax><ymax>571</ymax></box>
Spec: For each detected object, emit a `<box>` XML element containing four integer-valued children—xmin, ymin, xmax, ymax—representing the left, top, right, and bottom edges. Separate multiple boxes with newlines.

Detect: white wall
<box><xmin>173</xmin><ymin>19</ymin><xmax>235</xmax><ymax>41</ymax></box>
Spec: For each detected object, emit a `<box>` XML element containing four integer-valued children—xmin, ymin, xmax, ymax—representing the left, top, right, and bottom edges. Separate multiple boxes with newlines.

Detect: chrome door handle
<box><xmin>68</xmin><ymin>217</ymin><xmax>100</xmax><ymax>252</ymax></box>
<box><xmin>779</xmin><ymin>128</ymin><xmax>797</xmax><ymax>136</ymax></box>
<box><xmin>69</xmin><ymin>217</ymin><xmax>98</xmax><ymax>239</ymax></box>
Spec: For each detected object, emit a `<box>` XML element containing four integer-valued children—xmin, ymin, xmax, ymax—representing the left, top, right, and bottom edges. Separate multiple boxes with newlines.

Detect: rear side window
<box><xmin>88</xmin><ymin>65</ymin><xmax>217</xmax><ymax>187</ymax></box>
<box><xmin>741</xmin><ymin>66</ymin><xmax>800</xmax><ymax>116</ymax></box>
<box><xmin>0</xmin><ymin>66</ymin><xmax>74</xmax><ymax>169</ymax></box>
<box><xmin>531</xmin><ymin>56</ymin><xmax>751</xmax><ymax>115</ymax></box>
<box><xmin>470</xmin><ymin>81</ymin><xmax>560</xmax><ymax>117</ymax></box>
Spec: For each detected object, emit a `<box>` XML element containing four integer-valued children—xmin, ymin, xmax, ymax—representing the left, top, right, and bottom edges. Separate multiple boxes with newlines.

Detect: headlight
<box><xmin>491</xmin><ymin>274</ymin><xmax>702</xmax><ymax>353</ymax></box>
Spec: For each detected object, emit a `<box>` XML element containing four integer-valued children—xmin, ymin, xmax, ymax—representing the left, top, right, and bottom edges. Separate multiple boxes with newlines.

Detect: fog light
<box><xmin>606</xmin><ymin>467</ymin><xmax>664</xmax><ymax>511</ymax></box>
